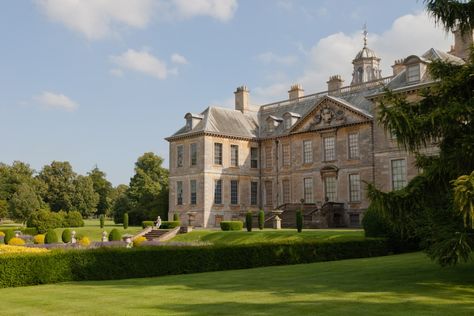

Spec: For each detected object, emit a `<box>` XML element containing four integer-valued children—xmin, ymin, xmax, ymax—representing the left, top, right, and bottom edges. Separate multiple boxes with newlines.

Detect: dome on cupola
<box><xmin>350</xmin><ymin>25</ymin><xmax>382</xmax><ymax>85</ymax></box>
<box><xmin>355</xmin><ymin>46</ymin><xmax>378</xmax><ymax>59</ymax></box>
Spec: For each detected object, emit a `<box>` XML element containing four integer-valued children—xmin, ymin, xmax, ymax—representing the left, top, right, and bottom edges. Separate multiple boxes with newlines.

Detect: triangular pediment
<box><xmin>290</xmin><ymin>95</ymin><xmax>372</xmax><ymax>133</ymax></box>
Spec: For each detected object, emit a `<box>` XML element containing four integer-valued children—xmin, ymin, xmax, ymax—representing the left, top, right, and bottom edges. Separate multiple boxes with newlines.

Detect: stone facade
<box><xmin>166</xmin><ymin>30</ymin><xmax>468</xmax><ymax>228</ymax></box>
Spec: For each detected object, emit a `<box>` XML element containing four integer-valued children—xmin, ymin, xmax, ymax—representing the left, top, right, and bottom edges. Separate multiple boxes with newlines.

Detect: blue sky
<box><xmin>0</xmin><ymin>0</ymin><xmax>453</xmax><ymax>186</ymax></box>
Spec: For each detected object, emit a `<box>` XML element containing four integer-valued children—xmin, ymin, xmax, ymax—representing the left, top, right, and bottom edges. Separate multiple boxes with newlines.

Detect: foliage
<box><xmin>111</xmin><ymin>184</ymin><xmax>129</xmax><ymax>224</ymax></box>
<box><xmin>72</xmin><ymin>175</ymin><xmax>99</xmax><ymax>217</ymax></box>
<box><xmin>88</xmin><ymin>167</ymin><xmax>112</xmax><ymax>216</ymax></box>
<box><xmin>27</xmin><ymin>209</ymin><xmax>65</xmax><ymax>233</ymax></box>
<box><xmin>245</xmin><ymin>211</ymin><xmax>253</xmax><ymax>232</ymax></box>
<box><xmin>0</xmin><ymin>238</ymin><xmax>389</xmax><ymax>288</ymax></box>
<box><xmin>123</xmin><ymin>213</ymin><xmax>129</xmax><ymax>229</ymax></box>
<box><xmin>0</xmin><ymin>199</ymin><xmax>8</xmax><ymax>221</ymax></box>
<box><xmin>99</xmin><ymin>214</ymin><xmax>104</xmax><ymax>228</ymax></box>
<box><xmin>44</xmin><ymin>229</ymin><xmax>58</xmax><ymax>244</ymax></box>
<box><xmin>133</xmin><ymin>236</ymin><xmax>147</xmax><ymax>247</ymax></box>
<box><xmin>62</xmin><ymin>229</ymin><xmax>72</xmax><ymax>243</ymax></box>
<box><xmin>220</xmin><ymin>221</ymin><xmax>243</xmax><ymax>231</ymax></box>
<box><xmin>64</xmin><ymin>211</ymin><xmax>84</xmax><ymax>227</ymax></box>
<box><xmin>126</xmin><ymin>153</ymin><xmax>169</xmax><ymax>225</ymax></box>
<box><xmin>452</xmin><ymin>171</ymin><xmax>474</xmax><ymax>228</ymax></box>
<box><xmin>78</xmin><ymin>236</ymin><xmax>91</xmax><ymax>247</ymax></box>
<box><xmin>160</xmin><ymin>221</ymin><xmax>180</xmax><ymax>229</ymax></box>
<box><xmin>7</xmin><ymin>237</ymin><xmax>25</xmax><ymax>246</ymax></box>
<box><xmin>173</xmin><ymin>213</ymin><xmax>179</xmax><ymax>221</ymax></box>
<box><xmin>0</xmin><ymin>231</ymin><xmax>4</xmax><ymax>237</ymax></box>
<box><xmin>4</xmin><ymin>230</ymin><xmax>15</xmax><ymax>244</ymax></box>
<box><xmin>0</xmin><ymin>245</ymin><xmax>48</xmax><ymax>255</ymax></box>
<box><xmin>142</xmin><ymin>221</ymin><xmax>154</xmax><ymax>228</ymax></box>
<box><xmin>9</xmin><ymin>183</ymin><xmax>41</xmax><ymax>223</ymax></box>
<box><xmin>258</xmin><ymin>210</ymin><xmax>265</xmax><ymax>230</ymax></box>
<box><xmin>108</xmin><ymin>228</ymin><xmax>122</xmax><ymax>241</ymax></box>
<box><xmin>362</xmin><ymin>206</ymin><xmax>392</xmax><ymax>238</ymax></box>
<box><xmin>296</xmin><ymin>210</ymin><xmax>303</xmax><ymax>233</ymax></box>
<box><xmin>368</xmin><ymin>1</ymin><xmax>474</xmax><ymax>265</ymax></box>
<box><xmin>33</xmin><ymin>234</ymin><xmax>45</xmax><ymax>244</ymax></box>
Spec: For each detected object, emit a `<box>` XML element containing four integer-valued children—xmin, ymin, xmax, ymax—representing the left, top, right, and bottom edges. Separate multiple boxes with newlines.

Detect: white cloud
<box><xmin>171</xmin><ymin>53</ymin><xmax>188</xmax><ymax>65</ymax></box>
<box><xmin>172</xmin><ymin>0</ymin><xmax>237</xmax><ymax>22</ymax></box>
<box><xmin>253</xmin><ymin>11</ymin><xmax>452</xmax><ymax>103</ymax></box>
<box><xmin>34</xmin><ymin>91</ymin><xmax>79</xmax><ymax>111</ymax></box>
<box><xmin>257</xmin><ymin>52</ymin><xmax>297</xmax><ymax>65</ymax></box>
<box><xmin>36</xmin><ymin>0</ymin><xmax>238</xmax><ymax>40</ymax></box>
<box><xmin>35</xmin><ymin>0</ymin><xmax>155</xmax><ymax>40</ymax></box>
<box><xmin>109</xmin><ymin>68</ymin><xmax>124</xmax><ymax>77</ymax></box>
<box><xmin>110</xmin><ymin>49</ymin><xmax>173</xmax><ymax>79</ymax></box>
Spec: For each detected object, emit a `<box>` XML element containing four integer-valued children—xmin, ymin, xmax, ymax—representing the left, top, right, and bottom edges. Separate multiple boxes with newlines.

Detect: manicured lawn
<box><xmin>169</xmin><ymin>228</ymin><xmax>364</xmax><ymax>245</ymax></box>
<box><xmin>53</xmin><ymin>219</ymin><xmax>143</xmax><ymax>241</ymax></box>
<box><xmin>0</xmin><ymin>252</ymin><xmax>472</xmax><ymax>315</ymax></box>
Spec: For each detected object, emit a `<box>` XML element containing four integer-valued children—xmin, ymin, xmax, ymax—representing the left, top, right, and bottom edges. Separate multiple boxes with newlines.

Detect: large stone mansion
<box><xmin>166</xmin><ymin>28</ymin><xmax>472</xmax><ymax>228</ymax></box>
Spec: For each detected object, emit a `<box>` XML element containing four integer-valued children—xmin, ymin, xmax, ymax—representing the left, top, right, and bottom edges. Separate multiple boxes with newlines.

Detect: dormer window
<box><xmin>267</xmin><ymin>120</ymin><xmax>274</xmax><ymax>132</ymax></box>
<box><xmin>284</xmin><ymin>117</ymin><xmax>292</xmax><ymax>130</ymax></box>
<box><xmin>184</xmin><ymin>113</ymin><xmax>203</xmax><ymax>131</ymax></box>
<box><xmin>407</xmin><ymin>64</ymin><xmax>420</xmax><ymax>82</ymax></box>
<box><xmin>186</xmin><ymin>118</ymin><xmax>192</xmax><ymax>130</ymax></box>
<box><xmin>266</xmin><ymin>115</ymin><xmax>282</xmax><ymax>133</ymax></box>
<box><xmin>282</xmin><ymin>112</ymin><xmax>301</xmax><ymax>130</ymax></box>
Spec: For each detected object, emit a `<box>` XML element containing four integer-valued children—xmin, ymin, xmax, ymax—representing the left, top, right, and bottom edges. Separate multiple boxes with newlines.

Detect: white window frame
<box><xmin>391</xmin><ymin>158</ymin><xmax>407</xmax><ymax>190</ymax></box>
<box><xmin>303</xmin><ymin>140</ymin><xmax>313</xmax><ymax>164</ymax></box>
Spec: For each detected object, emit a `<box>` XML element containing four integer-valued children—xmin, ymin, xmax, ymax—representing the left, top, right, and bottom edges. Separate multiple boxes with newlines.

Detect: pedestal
<box><xmin>273</xmin><ymin>216</ymin><xmax>281</xmax><ymax>230</ymax></box>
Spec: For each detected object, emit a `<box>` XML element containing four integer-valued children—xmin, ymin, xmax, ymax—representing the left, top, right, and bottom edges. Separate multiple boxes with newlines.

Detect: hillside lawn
<box><xmin>169</xmin><ymin>228</ymin><xmax>364</xmax><ymax>245</ymax></box>
<box><xmin>0</xmin><ymin>252</ymin><xmax>472</xmax><ymax>315</ymax></box>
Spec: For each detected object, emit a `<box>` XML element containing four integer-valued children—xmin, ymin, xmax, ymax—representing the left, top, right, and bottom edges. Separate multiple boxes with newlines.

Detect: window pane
<box><xmin>231</xmin><ymin>145</ymin><xmax>239</xmax><ymax>167</ymax></box>
<box><xmin>324</xmin><ymin>137</ymin><xmax>335</xmax><ymax>161</ymax></box>
<box><xmin>265</xmin><ymin>145</ymin><xmax>272</xmax><ymax>168</ymax></box>
<box><xmin>251</xmin><ymin>148</ymin><xmax>258</xmax><ymax>168</ymax></box>
<box><xmin>214</xmin><ymin>180</ymin><xmax>222</xmax><ymax>204</ymax></box>
<box><xmin>214</xmin><ymin>143</ymin><xmax>222</xmax><ymax>165</ymax></box>
<box><xmin>282</xmin><ymin>179</ymin><xmax>290</xmax><ymax>204</ymax></box>
<box><xmin>176</xmin><ymin>181</ymin><xmax>183</xmax><ymax>205</ymax></box>
<box><xmin>190</xmin><ymin>143</ymin><xmax>197</xmax><ymax>166</ymax></box>
<box><xmin>251</xmin><ymin>182</ymin><xmax>258</xmax><ymax>205</ymax></box>
<box><xmin>231</xmin><ymin>180</ymin><xmax>238</xmax><ymax>205</ymax></box>
<box><xmin>177</xmin><ymin>145</ymin><xmax>184</xmax><ymax>168</ymax></box>
<box><xmin>391</xmin><ymin>159</ymin><xmax>407</xmax><ymax>190</ymax></box>
<box><xmin>265</xmin><ymin>181</ymin><xmax>273</xmax><ymax>206</ymax></box>
<box><xmin>190</xmin><ymin>180</ymin><xmax>197</xmax><ymax>205</ymax></box>
<box><xmin>282</xmin><ymin>144</ymin><xmax>290</xmax><ymax>166</ymax></box>
<box><xmin>284</xmin><ymin>118</ymin><xmax>291</xmax><ymax>129</ymax></box>
<box><xmin>407</xmin><ymin>65</ymin><xmax>420</xmax><ymax>82</ymax></box>
<box><xmin>324</xmin><ymin>176</ymin><xmax>337</xmax><ymax>201</ymax></box>
<box><xmin>348</xmin><ymin>133</ymin><xmax>359</xmax><ymax>159</ymax></box>
<box><xmin>303</xmin><ymin>178</ymin><xmax>313</xmax><ymax>203</ymax></box>
<box><xmin>303</xmin><ymin>140</ymin><xmax>312</xmax><ymax>164</ymax></box>
<box><xmin>349</xmin><ymin>174</ymin><xmax>361</xmax><ymax>202</ymax></box>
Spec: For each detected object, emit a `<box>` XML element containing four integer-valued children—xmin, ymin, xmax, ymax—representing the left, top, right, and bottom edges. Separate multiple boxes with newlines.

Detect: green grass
<box><xmin>0</xmin><ymin>252</ymin><xmax>472</xmax><ymax>315</ymax></box>
<box><xmin>169</xmin><ymin>228</ymin><xmax>364</xmax><ymax>245</ymax></box>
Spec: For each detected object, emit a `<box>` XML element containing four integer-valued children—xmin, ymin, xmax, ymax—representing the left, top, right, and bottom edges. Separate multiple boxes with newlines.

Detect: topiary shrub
<box><xmin>4</xmin><ymin>230</ymin><xmax>15</xmax><ymax>244</ymax></box>
<box><xmin>33</xmin><ymin>234</ymin><xmax>45</xmax><ymax>244</ymax></box>
<box><xmin>65</xmin><ymin>211</ymin><xmax>84</xmax><ymax>227</ymax></box>
<box><xmin>245</xmin><ymin>211</ymin><xmax>253</xmax><ymax>232</ymax></box>
<box><xmin>173</xmin><ymin>213</ymin><xmax>179</xmax><ymax>221</ymax></box>
<box><xmin>7</xmin><ymin>237</ymin><xmax>25</xmax><ymax>246</ymax></box>
<box><xmin>62</xmin><ymin>229</ymin><xmax>72</xmax><ymax>243</ymax></box>
<box><xmin>160</xmin><ymin>221</ymin><xmax>181</xmax><ymax>229</ymax></box>
<box><xmin>362</xmin><ymin>207</ymin><xmax>391</xmax><ymax>238</ymax></box>
<box><xmin>123</xmin><ymin>213</ymin><xmax>129</xmax><ymax>229</ymax></box>
<box><xmin>296</xmin><ymin>210</ymin><xmax>303</xmax><ymax>233</ymax></box>
<box><xmin>99</xmin><ymin>214</ymin><xmax>105</xmax><ymax>228</ymax></box>
<box><xmin>44</xmin><ymin>229</ymin><xmax>59</xmax><ymax>244</ymax></box>
<box><xmin>142</xmin><ymin>221</ymin><xmax>154</xmax><ymax>228</ymax></box>
<box><xmin>220</xmin><ymin>221</ymin><xmax>243</xmax><ymax>231</ymax></box>
<box><xmin>258</xmin><ymin>210</ymin><xmax>265</xmax><ymax>230</ymax></box>
<box><xmin>108</xmin><ymin>228</ymin><xmax>122</xmax><ymax>241</ymax></box>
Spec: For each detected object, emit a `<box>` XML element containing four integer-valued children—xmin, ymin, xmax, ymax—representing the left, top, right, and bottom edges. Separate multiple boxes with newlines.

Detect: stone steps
<box><xmin>143</xmin><ymin>229</ymin><xmax>169</xmax><ymax>241</ymax></box>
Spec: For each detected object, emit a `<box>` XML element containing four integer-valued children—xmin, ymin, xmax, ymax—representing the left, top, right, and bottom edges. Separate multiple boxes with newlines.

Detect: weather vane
<box><xmin>363</xmin><ymin>23</ymin><xmax>368</xmax><ymax>47</ymax></box>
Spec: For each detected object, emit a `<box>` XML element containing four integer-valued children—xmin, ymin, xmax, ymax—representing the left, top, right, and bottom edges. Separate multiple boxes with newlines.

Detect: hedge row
<box><xmin>0</xmin><ymin>228</ymin><xmax>38</xmax><ymax>237</ymax></box>
<box><xmin>220</xmin><ymin>221</ymin><xmax>243</xmax><ymax>231</ymax></box>
<box><xmin>0</xmin><ymin>237</ymin><xmax>389</xmax><ymax>288</ymax></box>
<box><xmin>142</xmin><ymin>221</ymin><xmax>181</xmax><ymax>229</ymax></box>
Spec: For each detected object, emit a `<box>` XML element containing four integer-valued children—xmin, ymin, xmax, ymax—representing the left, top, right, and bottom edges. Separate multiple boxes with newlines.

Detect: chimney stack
<box><xmin>288</xmin><ymin>84</ymin><xmax>304</xmax><ymax>100</ymax></box>
<box><xmin>450</xmin><ymin>28</ymin><xmax>473</xmax><ymax>61</ymax></box>
<box><xmin>234</xmin><ymin>86</ymin><xmax>249</xmax><ymax>113</ymax></box>
<box><xmin>327</xmin><ymin>75</ymin><xmax>344</xmax><ymax>96</ymax></box>
<box><xmin>391</xmin><ymin>59</ymin><xmax>405</xmax><ymax>76</ymax></box>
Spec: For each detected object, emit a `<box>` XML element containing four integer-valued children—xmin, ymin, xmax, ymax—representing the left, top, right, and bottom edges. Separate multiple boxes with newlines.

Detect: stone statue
<box><xmin>156</xmin><ymin>216</ymin><xmax>162</xmax><ymax>228</ymax></box>
<box><xmin>71</xmin><ymin>230</ymin><xmax>76</xmax><ymax>244</ymax></box>
<box><xmin>102</xmin><ymin>231</ymin><xmax>108</xmax><ymax>242</ymax></box>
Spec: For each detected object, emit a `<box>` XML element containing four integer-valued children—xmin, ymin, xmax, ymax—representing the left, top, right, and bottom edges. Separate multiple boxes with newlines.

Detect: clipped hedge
<box><xmin>62</xmin><ymin>229</ymin><xmax>72</xmax><ymax>243</ymax></box>
<box><xmin>44</xmin><ymin>229</ymin><xmax>58</xmax><ymax>244</ymax></box>
<box><xmin>0</xmin><ymin>228</ymin><xmax>38</xmax><ymax>237</ymax></box>
<box><xmin>0</xmin><ymin>238</ymin><xmax>390</xmax><ymax>288</ymax></box>
<box><xmin>160</xmin><ymin>221</ymin><xmax>180</xmax><ymax>229</ymax></box>
<box><xmin>108</xmin><ymin>229</ymin><xmax>122</xmax><ymax>241</ymax></box>
<box><xmin>220</xmin><ymin>221</ymin><xmax>243</xmax><ymax>231</ymax></box>
<box><xmin>142</xmin><ymin>221</ymin><xmax>154</xmax><ymax>228</ymax></box>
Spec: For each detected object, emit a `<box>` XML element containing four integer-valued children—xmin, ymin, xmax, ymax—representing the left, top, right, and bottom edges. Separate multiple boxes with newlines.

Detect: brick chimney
<box><xmin>391</xmin><ymin>59</ymin><xmax>405</xmax><ymax>76</ymax></box>
<box><xmin>288</xmin><ymin>84</ymin><xmax>304</xmax><ymax>100</ymax></box>
<box><xmin>327</xmin><ymin>75</ymin><xmax>344</xmax><ymax>96</ymax></box>
<box><xmin>234</xmin><ymin>86</ymin><xmax>249</xmax><ymax>113</ymax></box>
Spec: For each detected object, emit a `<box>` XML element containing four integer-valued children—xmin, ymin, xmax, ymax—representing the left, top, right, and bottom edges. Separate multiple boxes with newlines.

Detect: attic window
<box><xmin>267</xmin><ymin>120</ymin><xmax>274</xmax><ymax>132</ymax></box>
<box><xmin>186</xmin><ymin>118</ymin><xmax>192</xmax><ymax>131</ymax></box>
<box><xmin>284</xmin><ymin>117</ymin><xmax>292</xmax><ymax>130</ymax></box>
<box><xmin>407</xmin><ymin>64</ymin><xmax>420</xmax><ymax>82</ymax></box>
